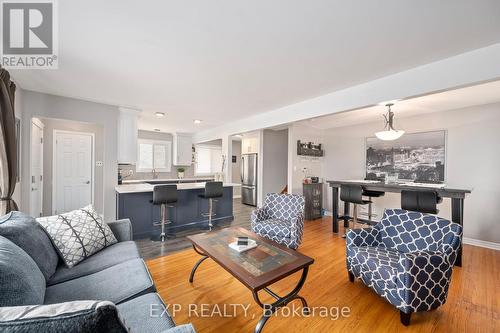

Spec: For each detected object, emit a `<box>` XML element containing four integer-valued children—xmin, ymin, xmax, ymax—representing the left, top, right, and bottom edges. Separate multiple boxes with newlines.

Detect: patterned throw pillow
<box><xmin>36</xmin><ymin>205</ymin><xmax>117</xmax><ymax>267</ymax></box>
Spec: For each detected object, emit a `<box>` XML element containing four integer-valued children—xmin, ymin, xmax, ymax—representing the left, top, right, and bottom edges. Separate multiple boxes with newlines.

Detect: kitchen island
<box><xmin>116</xmin><ymin>182</ymin><xmax>240</xmax><ymax>239</ymax></box>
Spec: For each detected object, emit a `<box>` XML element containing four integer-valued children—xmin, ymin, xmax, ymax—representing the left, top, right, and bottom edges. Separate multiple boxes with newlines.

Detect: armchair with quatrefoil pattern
<box><xmin>346</xmin><ymin>208</ymin><xmax>462</xmax><ymax>326</ymax></box>
<box><xmin>251</xmin><ymin>193</ymin><xmax>305</xmax><ymax>250</ymax></box>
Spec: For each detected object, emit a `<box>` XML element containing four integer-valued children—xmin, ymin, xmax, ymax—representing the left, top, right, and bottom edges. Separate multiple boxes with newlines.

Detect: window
<box><xmin>195</xmin><ymin>145</ymin><xmax>222</xmax><ymax>175</ymax></box>
<box><xmin>137</xmin><ymin>139</ymin><xmax>172</xmax><ymax>172</ymax></box>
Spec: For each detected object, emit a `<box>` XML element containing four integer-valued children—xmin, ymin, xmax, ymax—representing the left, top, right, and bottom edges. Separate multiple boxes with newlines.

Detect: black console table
<box><xmin>327</xmin><ymin>180</ymin><xmax>471</xmax><ymax>267</ymax></box>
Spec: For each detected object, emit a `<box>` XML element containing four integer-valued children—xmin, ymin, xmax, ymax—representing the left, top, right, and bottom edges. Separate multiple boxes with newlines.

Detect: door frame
<box><xmin>30</xmin><ymin>118</ymin><xmax>44</xmax><ymax>217</ymax></box>
<box><xmin>52</xmin><ymin>129</ymin><xmax>95</xmax><ymax>214</ymax></box>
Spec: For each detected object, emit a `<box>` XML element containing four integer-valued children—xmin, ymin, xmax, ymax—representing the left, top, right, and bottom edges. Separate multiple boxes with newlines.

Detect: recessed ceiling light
<box><xmin>154</xmin><ymin>128</ymin><xmax>161</xmax><ymax>132</ymax></box>
<box><xmin>194</xmin><ymin>119</ymin><xmax>202</xmax><ymax>124</ymax></box>
<box><xmin>155</xmin><ymin>112</ymin><xmax>165</xmax><ymax>118</ymax></box>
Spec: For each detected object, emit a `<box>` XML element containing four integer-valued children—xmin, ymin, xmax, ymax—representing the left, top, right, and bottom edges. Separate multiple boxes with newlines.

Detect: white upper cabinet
<box><xmin>117</xmin><ymin>108</ymin><xmax>140</xmax><ymax>164</ymax></box>
<box><xmin>173</xmin><ymin>133</ymin><xmax>192</xmax><ymax>166</ymax></box>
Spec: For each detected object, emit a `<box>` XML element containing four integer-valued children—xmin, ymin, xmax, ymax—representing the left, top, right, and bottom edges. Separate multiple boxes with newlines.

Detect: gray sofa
<box><xmin>0</xmin><ymin>211</ymin><xmax>195</xmax><ymax>333</ymax></box>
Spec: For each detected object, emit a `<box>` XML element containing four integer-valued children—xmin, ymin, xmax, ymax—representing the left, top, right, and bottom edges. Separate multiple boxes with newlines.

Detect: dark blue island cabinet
<box><xmin>116</xmin><ymin>186</ymin><xmax>234</xmax><ymax>239</ymax></box>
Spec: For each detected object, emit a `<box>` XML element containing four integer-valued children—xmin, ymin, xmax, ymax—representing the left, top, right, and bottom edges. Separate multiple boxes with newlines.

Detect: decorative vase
<box><xmin>178</xmin><ymin>171</ymin><xmax>184</xmax><ymax>179</ymax></box>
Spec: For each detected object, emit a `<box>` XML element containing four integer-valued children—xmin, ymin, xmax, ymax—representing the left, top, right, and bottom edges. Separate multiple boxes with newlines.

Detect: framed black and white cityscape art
<box><xmin>365</xmin><ymin>130</ymin><xmax>446</xmax><ymax>183</ymax></box>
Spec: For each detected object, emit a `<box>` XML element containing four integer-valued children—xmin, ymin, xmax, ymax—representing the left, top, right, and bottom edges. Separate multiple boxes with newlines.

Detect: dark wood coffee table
<box><xmin>187</xmin><ymin>227</ymin><xmax>314</xmax><ymax>333</ymax></box>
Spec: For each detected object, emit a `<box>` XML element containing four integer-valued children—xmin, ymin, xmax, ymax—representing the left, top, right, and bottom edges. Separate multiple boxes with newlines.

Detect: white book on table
<box><xmin>229</xmin><ymin>239</ymin><xmax>257</xmax><ymax>253</ymax></box>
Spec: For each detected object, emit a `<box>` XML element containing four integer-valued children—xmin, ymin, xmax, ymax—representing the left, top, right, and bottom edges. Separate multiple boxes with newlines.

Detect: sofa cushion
<box><xmin>0</xmin><ymin>300</ymin><xmax>128</xmax><ymax>333</ymax></box>
<box><xmin>37</xmin><ymin>205</ymin><xmax>117</xmax><ymax>267</ymax></box>
<box><xmin>45</xmin><ymin>259</ymin><xmax>155</xmax><ymax>305</ymax></box>
<box><xmin>350</xmin><ymin>246</ymin><xmax>399</xmax><ymax>289</ymax></box>
<box><xmin>0</xmin><ymin>211</ymin><xmax>59</xmax><ymax>280</ymax></box>
<box><xmin>252</xmin><ymin>219</ymin><xmax>292</xmax><ymax>238</ymax></box>
<box><xmin>117</xmin><ymin>293</ymin><xmax>175</xmax><ymax>333</ymax></box>
<box><xmin>48</xmin><ymin>241</ymin><xmax>140</xmax><ymax>286</ymax></box>
<box><xmin>0</xmin><ymin>235</ymin><xmax>46</xmax><ymax>306</ymax></box>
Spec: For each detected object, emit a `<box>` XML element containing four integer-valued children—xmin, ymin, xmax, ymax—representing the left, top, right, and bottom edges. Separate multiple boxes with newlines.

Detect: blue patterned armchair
<box><xmin>251</xmin><ymin>193</ymin><xmax>305</xmax><ymax>249</ymax></box>
<box><xmin>346</xmin><ymin>209</ymin><xmax>462</xmax><ymax>326</ymax></box>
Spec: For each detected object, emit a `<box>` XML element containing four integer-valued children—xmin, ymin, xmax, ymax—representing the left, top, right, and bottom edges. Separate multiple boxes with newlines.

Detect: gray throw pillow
<box><xmin>0</xmin><ymin>300</ymin><xmax>128</xmax><ymax>333</ymax></box>
<box><xmin>36</xmin><ymin>205</ymin><xmax>117</xmax><ymax>267</ymax></box>
<box><xmin>0</xmin><ymin>235</ymin><xmax>46</xmax><ymax>306</ymax></box>
<box><xmin>0</xmin><ymin>211</ymin><xmax>59</xmax><ymax>280</ymax></box>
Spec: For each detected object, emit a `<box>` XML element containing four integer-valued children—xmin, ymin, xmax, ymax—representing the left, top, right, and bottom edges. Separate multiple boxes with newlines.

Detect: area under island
<box><xmin>115</xmin><ymin>182</ymin><xmax>241</xmax><ymax>239</ymax></box>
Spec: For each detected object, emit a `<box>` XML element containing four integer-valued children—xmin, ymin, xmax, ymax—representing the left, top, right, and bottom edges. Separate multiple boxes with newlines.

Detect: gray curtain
<box><xmin>0</xmin><ymin>66</ymin><xmax>18</xmax><ymax>215</ymax></box>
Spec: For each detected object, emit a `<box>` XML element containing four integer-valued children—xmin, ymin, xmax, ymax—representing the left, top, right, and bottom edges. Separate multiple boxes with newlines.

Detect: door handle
<box><xmin>85</xmin><ymin>181</ymin><xmax>90</xmax><ymax>184</ymax></box>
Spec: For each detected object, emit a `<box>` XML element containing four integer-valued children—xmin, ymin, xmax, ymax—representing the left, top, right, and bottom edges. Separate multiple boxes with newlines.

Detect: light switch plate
<box><xmin>96</xmin><ymin>161</ymin><xmax>104</xmax><ymax>167</ymax></box>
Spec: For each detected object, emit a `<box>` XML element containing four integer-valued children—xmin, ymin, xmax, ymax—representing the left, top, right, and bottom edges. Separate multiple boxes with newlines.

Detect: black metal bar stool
<box><xmin>151</xmin><ymin>184</ymin><xmax>178</xmax><ymax>242</ymax></box>
<box><xmin>357</xmin><ymin>175</ymin><xmax>385</xmax><ymax>223</ymax></box>
<box><xmin>401</xmin><ymin>190</ymin><xmax>442</xmax><ymax>214</ymax></box>
<box><xmin>340</xmin><ymin>185</ymin><xmax>371</xmax><ymax>238</ymax></box>
<box><xmin>361</xmin><ymin>189</ymin><xmax>385</xmax><ymax>223</ymax></box>
<box><xmin>198</xmin><ymin>181</ymin><xmax>223</xmax><ymax>231</ymax></box>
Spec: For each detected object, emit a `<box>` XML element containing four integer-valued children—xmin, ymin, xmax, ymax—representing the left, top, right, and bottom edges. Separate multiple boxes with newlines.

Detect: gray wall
<box><xmin>39</xmin><ymin>118</ymin><xmax>104</xmax><ymax>216</ymax></box>
<box><xmin>262</xmin><ymin>129</ymin><xmax>288</xmax><ymax>196</ymax></box>
<box><xmin>20</xmin><ymin>90</ymin><xmax>119</xmax><ymax>220</ymax></box>
<box><xmin>288</xmin><ymin>123</ymin><xmax>325</xmax><ymax>197</ymax></box>
<box><xmin>322</xmin><ymin>103</ymin><xmax>500</xmax><ymax>244</ymax></box>
<box><xmin>118</xmin><ymin>130</ymin><xmax>197</xmax><ymax>180</ymax></box>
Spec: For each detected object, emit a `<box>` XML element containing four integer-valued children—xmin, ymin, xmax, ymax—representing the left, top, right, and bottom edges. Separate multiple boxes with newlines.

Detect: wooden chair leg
<box><xmin>400</xmin><ymin>311</ymin><xmax>411</xmax><ymax>326</ymax></box>
<box><xmin>348</xmin><ymin>271</ymin><xmax>355</xmax><ymax>282</ymax></box>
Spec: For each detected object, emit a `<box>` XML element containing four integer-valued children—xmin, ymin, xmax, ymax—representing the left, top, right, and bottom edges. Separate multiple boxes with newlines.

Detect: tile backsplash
<box><xmin>119</xmin><ymin>164</ymin><xmax>196</xmax><ymax>180</ymax></box>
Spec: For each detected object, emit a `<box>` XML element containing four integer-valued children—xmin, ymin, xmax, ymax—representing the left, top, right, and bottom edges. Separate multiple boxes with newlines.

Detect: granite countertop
<box><xmin>116</xmin><ymin>182</ymin><xmax>241</xmax><ymax>194</ymax></box>
<box><xmin>121</xmin><ymin>177</ymin><xmax>214</xmax><ymax>184</ymax></box>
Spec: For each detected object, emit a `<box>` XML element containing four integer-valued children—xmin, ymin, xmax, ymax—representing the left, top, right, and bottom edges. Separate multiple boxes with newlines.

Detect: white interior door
<box><xmin>54</xmin><ymin>131</ymin><xmax>93</xmax><ymax>214</ymax></box>
<box><xmin>30</xmin><ymin>121</ymin><xmax>43</xmax><ymax>217</ymax></box>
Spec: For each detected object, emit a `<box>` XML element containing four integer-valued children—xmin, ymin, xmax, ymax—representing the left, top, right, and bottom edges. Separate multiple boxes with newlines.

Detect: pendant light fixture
<box><xmin>375</xmin><ymin>103</ymin><xmax>405</xmax><ymax>141</ymax></box>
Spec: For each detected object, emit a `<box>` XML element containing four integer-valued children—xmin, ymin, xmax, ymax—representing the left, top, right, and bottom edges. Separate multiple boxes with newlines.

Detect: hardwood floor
<box><xmin>147</xmin><ymin>216</ymin><xmax>500</xmax><ymax>332</ymax></box>
<box><xmin>137</xmin><ymin>199</ymin><xmax>254</xmax><ymax>260</ymax></box>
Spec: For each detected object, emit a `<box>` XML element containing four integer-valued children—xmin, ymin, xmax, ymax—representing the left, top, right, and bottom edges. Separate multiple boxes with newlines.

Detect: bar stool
<box><xmin>340</xmin><ymin>185</ymin><xmax>372</xmax><ymax>238</ymax></box>
<box><xmin>151</xmin><ymin>184</ymin><xmax>178</xmax><ymax>242</ymax></box>
<box><xmin>401</xmin><ymin>190</ymin><xmax>442</xmax><ymax>214</ymax></box>
<box><xmin>199</xmin><ymin>181</ymin><xmax>223</xmax><ymax>231</ymax></box>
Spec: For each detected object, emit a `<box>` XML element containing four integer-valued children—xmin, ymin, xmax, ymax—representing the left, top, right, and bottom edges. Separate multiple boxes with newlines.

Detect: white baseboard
<box><xmin>321</xmin><ymin>212</ymin><xmax>500</xmax><ymax>251</ymax></box>
<box><xmin>463</xmin><ymin>237</ymin><xmax>500</xmax><ymax>251</ymax></box>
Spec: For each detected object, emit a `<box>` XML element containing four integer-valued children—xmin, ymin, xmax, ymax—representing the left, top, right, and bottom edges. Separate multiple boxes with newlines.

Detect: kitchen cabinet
<box><xmin>117</xmin><ymin>108</ymin><xmax>140</xmax><ymax>164</ymax></box>
<box><xmin>173</xmin><ymin>133</ymin><xmax>192</xmax><ymax>166</ymax></box>
<box><xmin>242</xmin><ymin>134</ymin><xmax>260</xmax><ymax>153</ymax></box>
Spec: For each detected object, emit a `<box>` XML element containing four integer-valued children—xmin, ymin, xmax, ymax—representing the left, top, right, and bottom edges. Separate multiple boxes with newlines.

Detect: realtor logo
<box><xmin>1</xmin><ymin>0</ymin><xmax>58</xmax><ymax>69</ymax></box>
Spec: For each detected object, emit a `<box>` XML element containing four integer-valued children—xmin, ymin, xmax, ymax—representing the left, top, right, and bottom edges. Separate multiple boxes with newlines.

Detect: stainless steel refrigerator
<box><xmin>241</xmin><ymin>153</ymin><xmax>257</xmax><ymax>206</ymax></box>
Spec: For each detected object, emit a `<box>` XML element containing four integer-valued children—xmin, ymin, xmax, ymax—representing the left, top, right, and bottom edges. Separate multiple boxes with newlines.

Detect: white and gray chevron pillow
<box><xmin>36</xmin><ymin>205</ymin><xmax>117</xmax><ymax>267</ymax></box>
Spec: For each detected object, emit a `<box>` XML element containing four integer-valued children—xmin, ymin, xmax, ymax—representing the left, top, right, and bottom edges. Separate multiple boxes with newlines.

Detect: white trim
<box><xmin>52</xmin><ymin>130</ymin><xmax>95</xmax><ymax>214</ymax></box>
<box><xmin>32</xmin><ymin>117</ymin><xmax>45</xmax><ymax>129</ymax></box>
<box><xmin>30</xmin><ymin>119</ymin><xmax>44</xmax><ymax>217</ymax></box>
<box><xmin>463</xmin><ymin>237</ymin><xmax>500</xmax><ymax>251</ymax></box>
<box><xmin>233</xmin><ymin>195</ymin><xmax>242</xmax><ymax>199</ymax></box>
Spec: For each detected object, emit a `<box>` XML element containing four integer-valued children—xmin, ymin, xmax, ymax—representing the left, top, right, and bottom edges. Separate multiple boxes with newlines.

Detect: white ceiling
<box><xmin>300</xmin><ymin>80</ymin><xmax>500</xmax><ymax>129</ymax></box>
<box><xmin>10</xmin><ymin>0</ymin><xmax>500</xmax><ymax>133</ymax></box>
